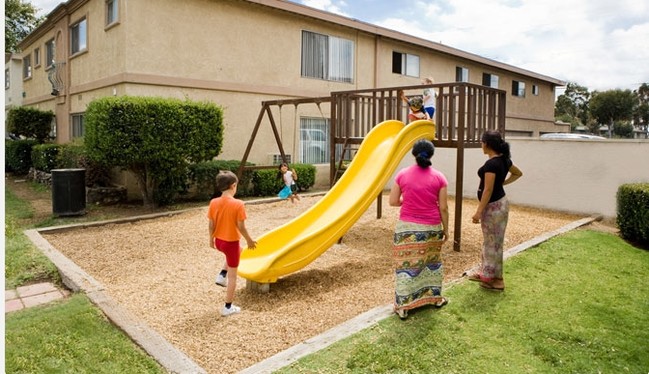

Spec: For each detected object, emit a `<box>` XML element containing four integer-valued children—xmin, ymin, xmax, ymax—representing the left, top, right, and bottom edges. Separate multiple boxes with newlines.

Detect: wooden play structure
<box><xmin>238</xmin><ymin>82</ymin><xmax>506</xmax><ymax>251</ymax></box>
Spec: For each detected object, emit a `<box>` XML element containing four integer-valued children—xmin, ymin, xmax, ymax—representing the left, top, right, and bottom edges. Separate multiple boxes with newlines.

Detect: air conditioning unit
<box><xmin>269</xmin><ymin>153</ymin><xmax>291</xmax><ymax>165</ymax></box>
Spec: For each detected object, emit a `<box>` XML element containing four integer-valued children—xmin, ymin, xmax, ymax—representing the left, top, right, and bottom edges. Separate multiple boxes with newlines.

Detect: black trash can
<box><xmin>51</xmin><ymin>168</ymin><xmax>86</xmax><ymax>216</ymax></box>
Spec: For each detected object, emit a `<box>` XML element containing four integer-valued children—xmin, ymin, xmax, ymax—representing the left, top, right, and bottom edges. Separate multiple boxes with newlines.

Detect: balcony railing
<box><xmin>47</xmin><ymin>62</ymin><xmax>65</xmax><ymax>96</ymax></box>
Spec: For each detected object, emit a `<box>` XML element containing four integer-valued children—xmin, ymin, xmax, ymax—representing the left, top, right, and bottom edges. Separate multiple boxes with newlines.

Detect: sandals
<box><xmin>479</xmin><ymin>281</ymin><xmax>505</xmax><ymax>292</ymax></box>
<box><xmin>467</xmin><ymin>273</ymin><xmax>484</xmax><ymax>282</ymax></box>
<box><xmin>395</xmin><ymin>297</ymin><xmax>449</xmax><ymax>320</ymax></box>
<box><xmin>435</xmin><ymin>297</ymin><xmax>449</xmax><ymax>308</ymax></box>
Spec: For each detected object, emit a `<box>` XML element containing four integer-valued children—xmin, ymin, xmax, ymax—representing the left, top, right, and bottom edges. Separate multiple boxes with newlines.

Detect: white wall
<box><xmin>390</xmin><ymin>138</ymin><xmax>649</xmax><ymax>218</ymax></box>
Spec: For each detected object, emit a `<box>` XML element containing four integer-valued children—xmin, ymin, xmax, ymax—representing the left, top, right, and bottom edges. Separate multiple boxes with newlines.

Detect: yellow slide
<box><xmin>238</xmin><ymin>119</ymin><xmax>436</xmax><ymax>283</ymax></box>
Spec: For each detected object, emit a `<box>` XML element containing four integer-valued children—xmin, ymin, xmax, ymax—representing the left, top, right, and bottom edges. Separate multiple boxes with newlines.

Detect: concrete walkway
<box><xmin>5</xmin><ymin>282</ymin><xmax>69</xmax><ymax>313</ymax></box>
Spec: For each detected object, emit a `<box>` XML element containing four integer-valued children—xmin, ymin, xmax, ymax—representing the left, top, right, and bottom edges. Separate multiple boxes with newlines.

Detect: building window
<box><xmin>512</xmin><ymin>80</ymin><xmax>526</xmax><ymax>97</ymax></box>
<box><xmin>300</xmin><ymin>117</ymin><xmax>330</xmax><ymax>164</ymax></box>
<box><xmin>5</xmin><ymin>69</ymin><xmax>10</xmax><ymax>89</ymax></box>
<box><xmin>106</xmin><ymin>0</ymin><xmax>118</xmax><ymax>26</ymax></box>
<box><xmin>301</xmin><ymin>30</ymin><xmax>354</xmax><ymax>83</ymax></box>
<box><xmin>392</xmin><ymin>51</ymin><xmax>420</xmax><ymax>77</ymax></box>
<box><xmin>482</xmin><ymin>73</ymin><xmax>499</xmax><ymax>88</ymax></box>
<box><xmin>34</xmin><ymin>47</ymin><xmax>41</xmax><ymax>67</ymax></box>
<box><xmin>456</xmin><ymin>66</ymin><xmax>469</xmax><ymax>82</ymax></box>
<box><xmin>23</xmin><ymin>55</ymin><xmax>32</xmax><ymax>79</ymax></box>
<box><xmin>532</xmin><ymin>85</ymin><xmax>539</xmax><ymax>96</ymax></box>
<box><xmin>70</xmin><ymin>18</ymin><xmax>88</xmax><ymax>55</ymax></box>
<box><xmin>71</xmin><ymin>113</ymin><xmax>85</xmax><ymax>138</ymax></box>
<box><xmin>46</xmin><ymin>38</ymin><xmax>56</xmax><ymax>67</ymax></box>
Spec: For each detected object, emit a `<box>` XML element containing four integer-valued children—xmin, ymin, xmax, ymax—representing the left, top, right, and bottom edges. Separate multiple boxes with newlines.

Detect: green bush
<box><xmin>6</xmin><ymin>107</ymin><xmax>54</xmax><ymax>143</ymax></box>
<box><xmin>5</xmin><ymin>139</ymin><xmax>38</xmax><ymax>175</ymax></box>
<box><xmin>188</xmin><ymin>159</ymin><xmax>255</xmax><ymax>200</ymax></box>
<box><xmin>31</xmin><ymin>144</ymin><xmax>60</xmax><ymax>173</ymax></box>
<box><xmin>84</xmin><ymin>96</ymin><xmax>224</xmax><ymax>207</ymax></box>
<box><xmin>57</xmin><ymin>142</ymin><xmax>112</xmax><ymax>187</ymax></box>
<box><xmin>252</xmin><ymin>163</ymin><xmax>316</xmax><ymax>197</ymax></box>
<box><xmin>617</xmin><ymin>183</ymin><xmax>649</xmax><ymax>246</ymax></box>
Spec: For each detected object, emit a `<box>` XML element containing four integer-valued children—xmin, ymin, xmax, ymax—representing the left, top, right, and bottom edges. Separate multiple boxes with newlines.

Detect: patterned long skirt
<box><xmin>393</xmin><ymin>221</ymin><xmax>445</xmax><ymax>314</ymax></box>
<box><xmin>479</xmin><ymin>196</ymin><xmax>509</xmax><ymax>280</ymax></box>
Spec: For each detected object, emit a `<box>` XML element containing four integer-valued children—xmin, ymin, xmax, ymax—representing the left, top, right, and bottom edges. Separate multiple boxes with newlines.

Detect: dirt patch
<box><xmin>39</xmin><ymin>191</ymin><xmax>588</xmax><ymax>374</ymax></box>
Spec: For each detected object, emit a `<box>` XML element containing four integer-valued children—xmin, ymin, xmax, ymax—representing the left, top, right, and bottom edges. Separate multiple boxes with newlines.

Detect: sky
<box><xmin>29</xmin><ymin>0</ymin><xmax>649</xmax><ymax>94</ymax></box>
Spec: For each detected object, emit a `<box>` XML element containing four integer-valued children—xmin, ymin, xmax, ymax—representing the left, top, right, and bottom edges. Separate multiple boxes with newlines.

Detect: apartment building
<box><xmin>17</xmin><ymin>0</ymin><xmax>566</xmax><ymax>164</ymax></box>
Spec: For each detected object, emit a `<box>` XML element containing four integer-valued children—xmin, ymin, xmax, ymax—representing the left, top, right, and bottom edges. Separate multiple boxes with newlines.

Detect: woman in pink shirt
<box><xmin>389</xmin><ymin>139</ymin><xmax>449</xmax><ymax>319</ymax></box>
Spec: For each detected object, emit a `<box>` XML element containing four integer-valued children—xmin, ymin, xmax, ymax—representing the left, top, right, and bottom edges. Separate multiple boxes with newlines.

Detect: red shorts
<box><xmin>214</xmin><ymin>238</ymin><xmax>242</xmax><ymax>268</ymax></box>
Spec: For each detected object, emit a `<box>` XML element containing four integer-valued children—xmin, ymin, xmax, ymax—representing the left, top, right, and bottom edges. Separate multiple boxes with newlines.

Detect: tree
<box><xmin>589</xmin><ymin>89</ymin><xmax>635</xmax><ymax>138</ymax></box>
<box><xmin>633</xmin><ymin>83</ymin><xmax>649</xmax><ymax>133</ymax></box>
<box><xmin>554</xmin><ymin>82</ymin><xmax>591</xmax><ymax>130</ymax></box>
<box><xmin>84</xmin><ymin>96</ymin><xmax>224</xmax><ymax>207</ymax></box>
<box><xmin>5</xmin><ymin>0</ymin><xmax>43</xmax><ymax>53</ymax></box>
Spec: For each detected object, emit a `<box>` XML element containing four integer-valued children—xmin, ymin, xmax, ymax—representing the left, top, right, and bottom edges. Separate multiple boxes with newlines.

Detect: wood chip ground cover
<box><xmin>42</xmin><ymin>195</ymin><xmax>583</xmax><ymax>373</ymax></box>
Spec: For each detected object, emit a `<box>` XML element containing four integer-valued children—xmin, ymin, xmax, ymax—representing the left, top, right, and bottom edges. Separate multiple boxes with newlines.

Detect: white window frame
<box><xmin>23</xmin><ymin>55</ymin><xmax>32</xmax><ymax>79</ymax></box>
<box><xmin>300</xmin><ymin>117</ymin><xmax>330</xmax><ymax>164</ymax></box>
<box><xmin>482</xmin><ymin>73</ymin><xmax>499</xmax><ymax>88</ymax></box>
<box><xmin>5</xmin><ymin>69</ymin><xmax>10</xmax><ymax>89</ymax></box>
<box><xmin>301</xmin><ymin>30</ymin><xmax>354</xmax><ymax>83</ymax></box>
<box><xmin>34</xmin><ymin>47</ymin><xmax>41</xmax><ymax>67</ymax></box>
<box><xmin>106</xmin><ymin>0</ymin><xmax>118</xmax><ymax>26</ymax></box>
<box><xmin>392</xmin><ymin>51</ymin><xmax>420</xmax><ymax>77</ymax></box>
<box><xmin>456</xmin><ymin>66</ymin><xmax>469</xmax><ymax>82</ymax></box>
<box><xmin>512</xmin><ymin>80</ymin><xmax>526</xmax><ymax>97</ymax></box>
<box><xmin>46</xmin><ymin>38</ymin><xmax>56</xmax><ymax>67</ymax></box>
<box><xmin>532</xmin><ymin>84</ymin><xmax>539</xmax><ymax>96</ymax></box>
<box><xmin>71</xmin><ymin>113</ymin><xmax>85</xmax><ymax>138</ymax></box>
<box><xmin>70</xmin><ymin>17</ymin><xmax>88</xmax><ymax>55</ymax></box>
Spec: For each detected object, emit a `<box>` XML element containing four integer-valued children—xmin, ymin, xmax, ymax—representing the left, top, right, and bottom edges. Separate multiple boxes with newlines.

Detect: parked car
<box><xmin>540</xmin><ymin>133</ymin><xmax>606</xmax><ymax>140</ymax></box>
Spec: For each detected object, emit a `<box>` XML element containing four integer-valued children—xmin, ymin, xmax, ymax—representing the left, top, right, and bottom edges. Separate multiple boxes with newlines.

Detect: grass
<box><xmin>5</xmin><ymin>187</ymin><xmax>60</xmax><ymax>289</ymax></box>
<box><xmin>276</xmin><ymin>230</ymin><xmax>649</xmax><ymax>373</ymax></box>
<box><xmin>4</xmin><ymin>182</ymin><xmax>165</xmax><ymax>373</ymax></box>
<box><xmin>5</xmin><ymin>295</ymin><xmax>163</xmax><ymax>373</ymax></box>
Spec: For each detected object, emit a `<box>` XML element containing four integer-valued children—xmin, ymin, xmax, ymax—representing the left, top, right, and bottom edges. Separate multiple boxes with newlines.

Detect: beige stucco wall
<box><xmin>17</xmin><ymin>0</ymin><xmax>566</xmax><ymax>160</ymax></box>
<box><xmin>387</xmin><ymin>139</ymin><xmax>649</xmax><ymax>218</ymax></box>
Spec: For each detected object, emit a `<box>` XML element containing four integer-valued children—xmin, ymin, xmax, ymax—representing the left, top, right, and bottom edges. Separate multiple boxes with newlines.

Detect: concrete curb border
<box><xmin>239</xmin><ymin>214</ymin><xmax>603</xmax><ymax>373</ymax></box>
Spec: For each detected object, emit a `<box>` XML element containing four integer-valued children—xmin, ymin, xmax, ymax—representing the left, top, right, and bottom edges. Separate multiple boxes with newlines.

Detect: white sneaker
<box><xmin>220</xmin><ymin>305</ymin><xmax>241</xmax><ymax>317</ymax></box>
<box><xmin>215</xmin><ymin>273</ymin><xmax>227</xmax><ymax>287</ymax></box>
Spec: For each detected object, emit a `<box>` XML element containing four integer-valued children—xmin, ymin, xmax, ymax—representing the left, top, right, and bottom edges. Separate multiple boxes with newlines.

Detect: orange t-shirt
<box><xmin>207</xmin><ymin>196</ymin><xmax>247</xmax><ymax>242</ymax></box>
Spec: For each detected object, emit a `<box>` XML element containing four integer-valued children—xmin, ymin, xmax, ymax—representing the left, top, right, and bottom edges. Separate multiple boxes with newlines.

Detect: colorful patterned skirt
<box><xmin>479</xmin><ymin>196</ymin><xmax>509</xmax><ymax>280</ymax></box>
<box><xmin>393</xmin><ymin>220</ymin><xmax>445</xmax><ymax>314</ymax></box>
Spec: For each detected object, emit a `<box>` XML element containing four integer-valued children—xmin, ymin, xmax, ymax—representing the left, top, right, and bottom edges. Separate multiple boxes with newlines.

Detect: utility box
<box><xmin>51</xmin><ymin>168</ymin><xmax>86</xmax><ymax>216</ymax></box>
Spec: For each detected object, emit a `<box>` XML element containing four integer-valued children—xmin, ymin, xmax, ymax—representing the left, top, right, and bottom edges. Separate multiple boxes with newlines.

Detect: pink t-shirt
<box><xmin>395</xmin><ymin>165</ymin><xmax>448</xmax><ymax>225</ymax></box>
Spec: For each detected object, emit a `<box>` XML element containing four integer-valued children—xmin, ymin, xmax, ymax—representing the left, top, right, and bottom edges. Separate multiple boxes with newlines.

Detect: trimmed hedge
<box><xmin>188</xmin><ymin>160</ymin><xmax>255</xmax><ymax>200</ymax></box>
<box><xmin>6</xmin><ymin>106</ymin><xmax>54</xmax><ymax>143</ymax></box>
<box><xmin>5</xmin><ymin>139</ymin><xmax>38</xmax><ymax>174</ymax></box>
<box><xmin>252</xmin><ymin>163</ymin><xmax>316</xmax><ymax>197</ymax></box>
<box><xmin>31</xmin><ymin>144</ymin><xmax>61</xmax><ymax>173</ymax></box>
<box><xmin>84</xmin><ymin>96</ymin><xmax>224</xmax><ymax>207</ymax></box>
<box><xmin>617</xmin><ymin>183</ymin><xmax>649</xmax><ymax>246</ymax></box>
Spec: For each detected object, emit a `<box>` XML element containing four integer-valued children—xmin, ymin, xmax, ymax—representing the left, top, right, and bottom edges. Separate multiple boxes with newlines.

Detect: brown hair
<box><xmin>215</xmin><ymin>170</ymin><xmax>238</xmax><ymax>194</ymax></box>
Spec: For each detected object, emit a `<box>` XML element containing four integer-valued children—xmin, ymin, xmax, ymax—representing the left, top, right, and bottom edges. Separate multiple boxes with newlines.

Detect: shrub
<box><xmin>31</xmin><ymin>144</ymin><xmax>61</xmax><ymax>173</ymax></box>
<box><xmin>252</xmin><ymin>163</ymin><xmax>316</xmax><ymax>197</ymax></box>
<box><xmin>5</xmin><ymin>139</ymin><xmax>38</xmax><ymax>175</ymax></box>
<box><xmin>84</xmin><ymin>96</ymin><xmax>224</xmax><ymax>207</ymax></box>
<box><xmin>57</xmin><ymin>143</ymin><xmax>112</xmax><ymax>187</ymax></box>
<box><xmin>188</xmin><ymin>160</ymin><xmax>255</xmax><ymax>200</ymax></box>
<box><xmin>617</xmin><ymin>183</ymin><xmax>649</xmax><ymax>246</ymax></box>
<box><xmin>6</xmin><ymin>107</ymin><xmax>54</xmax><ymax>143</ymax></box>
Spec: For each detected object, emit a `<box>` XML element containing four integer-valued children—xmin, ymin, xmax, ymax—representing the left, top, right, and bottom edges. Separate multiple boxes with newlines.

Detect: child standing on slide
<box><xmin>208</xmin><ymin>171</ymin><xmax>257</xmax><ymax>317</ymax></box>
<box><xmin>278</xmin><ymin>162</ymin><xmax>300</xmax><ymax>204</ymax></box>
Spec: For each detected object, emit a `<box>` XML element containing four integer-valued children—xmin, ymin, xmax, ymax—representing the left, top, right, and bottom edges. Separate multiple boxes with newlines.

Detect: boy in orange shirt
<box><xmin>207</xmin><ymin>171</ymin><xmax>257</xmax><ymax>316</ymax></box>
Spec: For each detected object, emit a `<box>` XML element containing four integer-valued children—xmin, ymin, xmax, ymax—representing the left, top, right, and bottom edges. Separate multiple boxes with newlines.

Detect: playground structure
<box><xmin>238</xmin><ymin>82</ymin><xmax>506</xmax><ymax>285</ymax></box>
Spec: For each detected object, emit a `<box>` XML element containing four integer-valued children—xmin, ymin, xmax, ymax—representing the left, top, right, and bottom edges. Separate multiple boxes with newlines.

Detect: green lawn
<box><xmin>4</xmin><ymin>185</ymin><xmax>166</xmax><ymax>373</ymax></box>
<box><xmin>276</xmin><ymin>230</ymin><xmax>649</xmax><ymax>373</ymax></box>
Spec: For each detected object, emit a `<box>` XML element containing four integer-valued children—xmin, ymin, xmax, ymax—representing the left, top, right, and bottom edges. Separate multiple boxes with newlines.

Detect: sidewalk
<box><xmin>5</xmin><ymin>282</ymin><xmax>69</xmax><ymax>313</ymax></box>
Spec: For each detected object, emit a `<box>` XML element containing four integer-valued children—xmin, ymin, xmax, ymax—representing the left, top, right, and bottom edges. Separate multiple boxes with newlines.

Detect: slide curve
<box><xmin>238</xmin><ymin>119</ymin><xmax>436</xmax><ymax>283</ymax></box>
